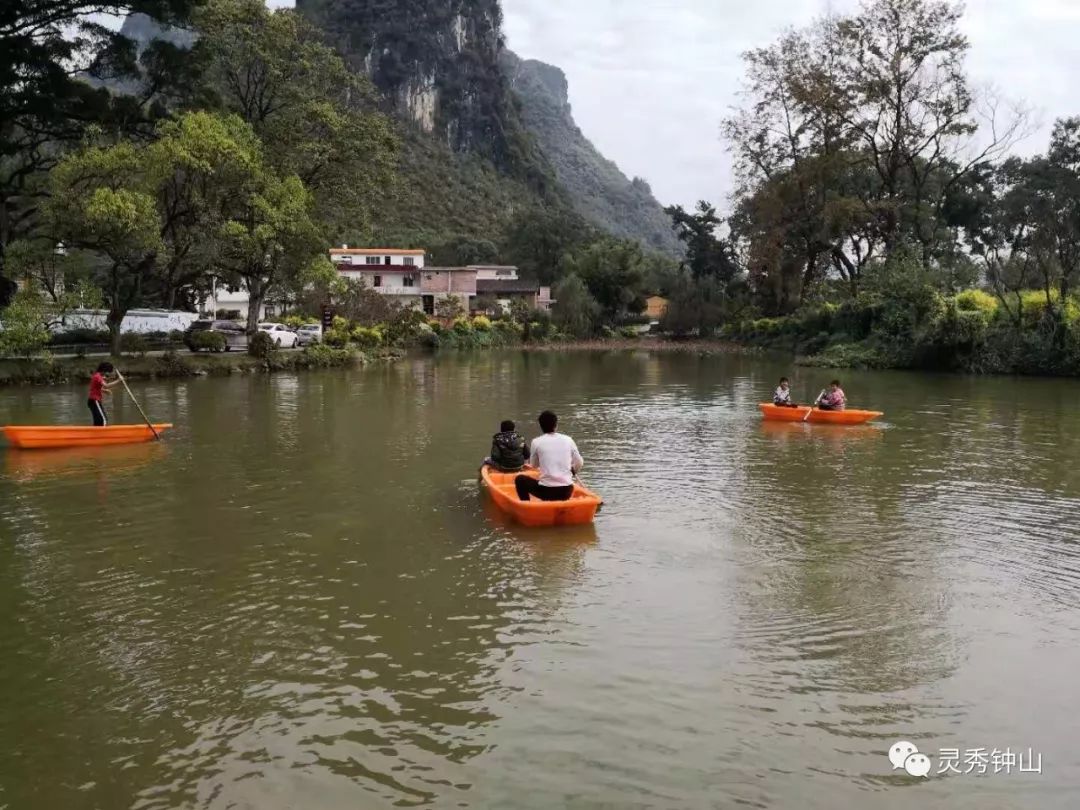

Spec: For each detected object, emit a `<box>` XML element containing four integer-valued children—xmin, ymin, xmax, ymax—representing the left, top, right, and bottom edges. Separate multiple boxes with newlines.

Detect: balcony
<box><xmin>371</xmin><ymin>285</ymin><xmax>421</xmax><ymax>296</ymax></box>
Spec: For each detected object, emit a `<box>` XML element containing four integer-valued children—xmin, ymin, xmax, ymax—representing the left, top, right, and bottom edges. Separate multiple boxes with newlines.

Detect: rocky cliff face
<box><xmin>296</xmin><ymin>0</ymin><xmax>536</xmax><ymax>177</ymax></box>
<box><xmin>502</xmin><ymin>52</ymin><xmax>683</xmax><ymax>257</ymax></box>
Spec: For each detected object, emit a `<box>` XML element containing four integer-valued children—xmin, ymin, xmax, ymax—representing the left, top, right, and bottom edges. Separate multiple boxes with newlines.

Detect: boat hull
<box><xmin>758</xmin><ymin>404</ymin><xmax>883</xmax><ymax>425</ymax></box>
<box><xmin>480</xmin><ymin>465</ymin><xmax>602</xmax><ymax>527</ymax></box>
<box><xmin>1</xmin><ymin>424</ymin><xmax>173</xmax><ymax>449</ymax></box>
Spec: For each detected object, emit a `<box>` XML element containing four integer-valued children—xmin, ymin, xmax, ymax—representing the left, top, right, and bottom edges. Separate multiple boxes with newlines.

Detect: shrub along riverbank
<box><xmin>0</xmin><ymin>345</ymin><xmax>381</xmax><ymax>387</ymax></box>
<box><xmin>720</xmin><ymin>283</ymin><xmax>1080</xmax><ymax>377</ymax></box>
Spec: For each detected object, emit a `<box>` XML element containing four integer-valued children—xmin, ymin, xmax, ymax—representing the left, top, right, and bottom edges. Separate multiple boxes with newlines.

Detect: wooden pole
<box><xmin>116</xmin><ymin>371</ymin><xmax>160</xmax><ymax>440</ymax></box>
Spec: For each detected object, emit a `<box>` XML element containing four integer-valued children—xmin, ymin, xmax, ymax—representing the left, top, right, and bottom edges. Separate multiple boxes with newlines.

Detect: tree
<box><xmin>47</xmin><ymin>141</ymin><xmax>165</xmax><ymax>354</ymax></box>
<box><xmin>724</xmin><ymin>0</ymin><xmax>1027</xmax><ymax>298</ymax></box>
<box><xmin>435</xmin><ymin>294</ymin><xmax>465</xmax><ymax>320</ymax></box>
<box><xmin>666</xmin><ymin>202</ymin><xmax>741</xmax><ymax>282</ymax></box>
<box><xmin>216</xmin><ymin>171</ymin><xmax>322</xmax><ymax>335</ymax></box>
<box><xmin>2</xmin><ymin>239</ymin><xmax>92</xmax><ymax>305</ymax></box>
<box><xmin>566</xmin><ymin>238</ymin><xmax>648</xmax><ymax>324</ymax></box>
<box><xmin>502</xmin><ymin>207</ymin><xmax>596</xmax><ymax>284</ymax></box>
<box><xmin>192</xmin><ymin>0</ymin><xmax>398</xmax><ymax>239</ymax></box>
<box><xmin>660</xmin><ymin>274</ymin><xmax>731</xmax><ymax>338</ymax></box>
<box><xmin>0</xmin><ymin>290</ymin><xmax>52</xmax><ymax>357</ymax></box>
<box><xmin>429</xmin><ymin>236</ymin><xmax>499</xmax><ymax>267</ymax></box>
<box><xmin>551</xmin><ymin>273</ymin><xmax>599</xmax><ymax>338</ymax></box>
<box><xmin>0</xmin><ymin>0</ymin><xmax>199</xmax><ymax>306</ymax></box>
<box><xmin>334</xmin><ymin>278</ymin><xmax>400</xmax><ymax>326</ymax></box>
<box><xmin>47</xmin><ymin>111</ymin><xmax>268</xmax><ymax>351</ymax></box>
<box><xmin>150</xmin><ymin>111</ymin><xmax>268</xmax><ymax>310</ymax></box>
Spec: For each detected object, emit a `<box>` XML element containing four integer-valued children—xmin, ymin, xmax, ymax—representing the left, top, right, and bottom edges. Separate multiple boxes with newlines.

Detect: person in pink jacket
<box><xmin>816</xmin><ymin>380</ymin><xmax>846</xmax><ymax>411</ymax></box>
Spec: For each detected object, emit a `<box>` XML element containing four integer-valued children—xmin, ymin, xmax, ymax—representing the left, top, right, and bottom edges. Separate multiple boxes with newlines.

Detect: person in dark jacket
<box><xmin>483</xmin><ymin>420</ymin><xmax>530</xmax><ymax>472</ymax></box>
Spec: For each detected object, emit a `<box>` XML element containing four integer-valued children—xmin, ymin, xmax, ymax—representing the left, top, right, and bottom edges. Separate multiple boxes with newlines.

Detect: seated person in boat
<box><xmin>515</xmin><ymin>410</ymin><xmax>583</xmax><ymax>503</ymax></box>
<box><xmin>484</xmin><ymin>420</ymin><xmax>530</xmax><ymax>472</ymax></box>
<box><xmin>88</xmin><ymin>361</ymin><xmax>120</xmax><ymax>426</ymax></box>
<box><xmin>773</xmin><ymin>377</ymin><xmax>797</xmax><ymax>407</ymax></box>
<box><xmin>817</xmin><ymin>379</ymin><xmax>846</xmax><ymax>411</ymax></box>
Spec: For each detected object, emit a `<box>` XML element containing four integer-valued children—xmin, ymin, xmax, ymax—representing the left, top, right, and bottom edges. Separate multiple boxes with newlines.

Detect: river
<box><xmin>2</xmin><ymin>350</ymin><xmax>1079</xmax><ymax>809</ymax></box>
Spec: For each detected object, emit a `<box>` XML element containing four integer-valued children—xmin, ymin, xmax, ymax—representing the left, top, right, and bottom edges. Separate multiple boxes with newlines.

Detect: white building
<box><xmin>56</xmin><ymin>308</ymin><xmax>199</xmax><ymax>334</ymax></box>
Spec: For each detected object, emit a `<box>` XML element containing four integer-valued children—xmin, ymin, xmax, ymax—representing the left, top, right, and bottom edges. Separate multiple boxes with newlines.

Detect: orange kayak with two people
<box><xmin>757</xmin><ymin>404</ymin><xmax>883</xmax><ymax>425</ymax></box>
<box><xmin>1</xmin><ymin>424</ymin><xmax>173</xmax><ymax>449</ymax></box>
<box><xmin>481</xmin><ymin>465</ymin><xmax>602</xmax><ymax>527</ymax></box>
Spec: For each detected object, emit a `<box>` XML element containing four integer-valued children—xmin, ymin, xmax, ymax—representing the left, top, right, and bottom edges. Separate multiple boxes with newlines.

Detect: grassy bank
<box><xmin>0</xmin><ymin>346</ymin><xmax>388</xmax><ymax>387</ymax></box>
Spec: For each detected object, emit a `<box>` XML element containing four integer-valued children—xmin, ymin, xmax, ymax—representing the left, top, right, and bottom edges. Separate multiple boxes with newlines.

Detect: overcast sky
<box><xmin>501</xmin><ymin>0</ymin><xmax>1078</xmax><ymax>209</ymax></box>
<box><xmin>264</xmin><ymin>0</ymin><xmax>1077</xmax><ymax>211</ymax></box>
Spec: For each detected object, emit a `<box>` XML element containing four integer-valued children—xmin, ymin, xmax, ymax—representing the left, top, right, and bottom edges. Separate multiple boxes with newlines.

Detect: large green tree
<box><xmin>192</xmin><ymin>0</ymin><xmax>397</xmax><ymax>239</ymax></box>
<box><xmin>46</xmin><ymin>111</ymin><xmax>269</xmax><ymax>352</ymax></box>
<box><xmin>724</xmin><ymin>0</ymin><xmax>1026</xmax><ymax>300</ymax></box>
<box><xmin>565</xmin><ymin>238</ymin><xmax>649</xmax><ymax>323</ymax></box>
<box><xmin>0</xmin><ymin>0</ymin><xmax>198</xmax><ymax>305</ymax></box>
<box><xmin>47</xmin><ymin>140</ymin><xmax>166</xmax><ymax>353</ymax></box>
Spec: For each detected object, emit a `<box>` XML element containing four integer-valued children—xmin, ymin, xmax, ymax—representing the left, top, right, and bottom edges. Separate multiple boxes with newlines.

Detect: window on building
<box><xmin>384</xmin><ymin>255</ymin><xmax>392</xmax><ymax>264</ymax></box>
<box><xmin>366</xmin><ymin>256</ymin><xmax>380</xmax><ymax>265</ymax></box>
<box><xmin>265</xmin><ymin>305</ymin><xmax>276</xmax><ymax>318</ymax></box>
<box><xmin>422</xmin><ymin>295</ymin><xmax>435</xmax><ymax>315</ymax></box>
<box><xmin>403</xmin><ymin>257</ymin><xmax>415</xmax><ymax>266</ymax></box>
<box><xmin>403</xmin><ymin>276</ymin><xmax>414</xmax><ymax>287</ymax></box>
<box><xmin>373</xmin><ymin>275</ymin><xmax>382</xmax><ymax>288</ymax></box>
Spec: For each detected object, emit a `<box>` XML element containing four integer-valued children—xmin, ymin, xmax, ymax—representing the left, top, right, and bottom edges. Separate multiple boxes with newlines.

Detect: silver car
<box><xmin>295</xmin><ymin>324</ymin><xmax>322</xmax><ymax>346</ymax></box>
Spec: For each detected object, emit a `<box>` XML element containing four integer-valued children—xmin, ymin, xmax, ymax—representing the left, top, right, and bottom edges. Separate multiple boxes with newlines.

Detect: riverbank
<box><xmin>0</xmin><ymin>345</ymin><xmax>391</xmax><ymax>387</ymax></box>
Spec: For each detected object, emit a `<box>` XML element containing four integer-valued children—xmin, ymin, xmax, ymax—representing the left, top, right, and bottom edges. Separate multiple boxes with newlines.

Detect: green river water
<box><xmin>2</xmin><ymin>350</ymin><xmax>1079</xmax><ymax>809</ymax></box>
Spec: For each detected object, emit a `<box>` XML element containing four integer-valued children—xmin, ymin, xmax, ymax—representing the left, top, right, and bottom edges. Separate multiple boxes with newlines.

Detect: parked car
<box><xmin>295</xmin><ymin>324</ymin><xmax>322</xmax><ymax>346</ymax></box>
<box><xmin>258</xmin><ymin>322</ymin><xmax>299</xmax><ymax>348</ymax></box>
<box><xmin>184</xmin><ymin>320</ymin><xmax>248</xmax><ymax>353</ymax></box>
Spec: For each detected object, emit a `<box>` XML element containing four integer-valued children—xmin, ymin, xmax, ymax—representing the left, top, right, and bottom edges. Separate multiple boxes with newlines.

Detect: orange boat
<box><xmin>758</xmin><ymin>403</ymin><xmax>883</xmax><ymax>425</ymax></box>
<box><xmin>1</xmin><ymin>424</ymin><xmax>172</xmax><ymax>449</ymax></box>
<box><xmin>480</xmin><ymin>465</ymin><xmax>603</xmax><ymax>527</ymax></box>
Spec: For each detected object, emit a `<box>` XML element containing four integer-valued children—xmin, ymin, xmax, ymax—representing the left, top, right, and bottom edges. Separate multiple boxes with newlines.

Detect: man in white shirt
<box><xmin>515</xmin><ymin>410</ymin><xmax>583</xmax><ymax>502</ymax></box>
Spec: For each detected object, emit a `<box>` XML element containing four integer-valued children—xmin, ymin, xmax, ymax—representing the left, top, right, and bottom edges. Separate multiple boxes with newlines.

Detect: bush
<box><xmin>618</xmin><ymin>325</ymin><xmax>641</xmax><ymax>339</ymax></box>
<box><xmin>50</xmin><ymin>328</ymin><xmax>110</xmax><ymax>346</ymax></box>
<box><xmin>283</xmin><ymin>315</ymin><xmax>316</xmax><ymax>329</ymax></box>
<box><xmin>155</xmin><ymin>349</ymin><xmax>196</xmax><ymax>377</ymax></box>
<box><xmin>0</xmin><ymin>292</ymin><xmax>51</xmax><ymax>358</ymax></box>
<box><xmin>452</xmin><ymin>316</ymin><xmax>473</xmax><ymax>335</ymax></box>
<box><xmin>322</xmin><ymin>327</ymin><xmax>350</xmax><ymax>348</ymax></box>
<box><xmin>955</xmin><ymin>289</ymin><xmax>999</xmax><ymax>317</ymax></box>
<box><xmin>248</xmin><ymin>331</ymin><xmax>275</xmax><ymax>358</ymax></box>
<box><xmin>350</xmin><ymin>325</ymin><xmax>382</xmax><ymax>350</ymax></box>
<box><xmin>120</xmin><ymin>333</ymin><xmax>149</xmax><ymax>357</ymax></box>
<box><xmin>382</xmin><ymin>308</ymin><xmax>430</xmax><ymax>346</ymax></box>
<box><xmin>492</xmin><ymin>318</ymin><xmax>523</xmax><ymax>341</ymax></box>
<box><xmin>189</xmin><ymin>329</ymin><xmax>226</xmax><ymax>352</ymax></box>
<box><xmin>418</xmin><ymin>331</ymin><xmax>442</xmax><ymax>350</ymax></box>
<box><xmin>471</xmin><ymin>314</ymin><xmax>493</xmax><ymax>331</ymax></box>
<box><xmin>302</xmin><ymin>343</ymin><xmax>356</xmax><ymax>367</ymax></box>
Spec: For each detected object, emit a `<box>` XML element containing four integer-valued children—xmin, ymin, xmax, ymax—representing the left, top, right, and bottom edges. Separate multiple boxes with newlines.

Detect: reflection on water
<box><xmin>2</xmin><ymin>352</ymin><xmax>1080</xmax><ymax>808</ymax></box>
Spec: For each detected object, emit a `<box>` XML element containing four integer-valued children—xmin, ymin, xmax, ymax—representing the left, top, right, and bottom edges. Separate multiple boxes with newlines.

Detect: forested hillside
<box><xmin>503</xmin><ymin>52</ymin><xmax>683</xmax><ymax>257</ymax></box>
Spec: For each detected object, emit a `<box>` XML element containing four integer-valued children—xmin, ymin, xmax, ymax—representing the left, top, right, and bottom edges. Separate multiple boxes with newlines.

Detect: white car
<box><xmin>257</xmin><ymin>322</ymin><xmax>299</xmax><ymax>348</ymax></box>
<box><xmin>295</xmin><ymin>323</ymin><xmax>322</xmax><ymax>346</ymax></box>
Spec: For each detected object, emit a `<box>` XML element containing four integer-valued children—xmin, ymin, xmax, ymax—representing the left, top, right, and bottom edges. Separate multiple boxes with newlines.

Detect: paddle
<box><xmin>804</xmin><ymin>389</ymin><xmax>826</xmax><ymax>422</ymax></box>
<box><xmin>115</xmin><ymin>371</ymin><xmax>160</xmax><ymax>441</ymax></box>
